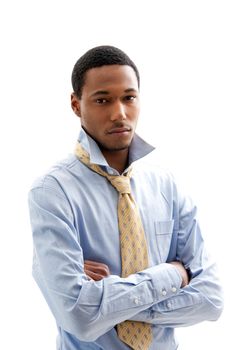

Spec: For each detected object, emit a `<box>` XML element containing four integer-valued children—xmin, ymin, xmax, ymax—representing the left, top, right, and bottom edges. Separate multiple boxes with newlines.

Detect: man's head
<box><xmin>71</xmin><ymin>46</ymin><xmax>140</xmax><ymax>159</ymax></box>
<box><xmin>71</xmin><ymin>45</ymin><xmax>140</xmax><ymax>99</ymax></box>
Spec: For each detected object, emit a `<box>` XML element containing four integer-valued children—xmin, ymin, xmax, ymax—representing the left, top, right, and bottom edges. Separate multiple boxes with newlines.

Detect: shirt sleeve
<box><xmin>132</xmin><ymin>188</ymin><xmax>224</xmax><ymax>326</ymax></box>
<box><xmin>28</xmin><ymin>177</ymin><xmax>183</xmax><ymax>342</ymax></box>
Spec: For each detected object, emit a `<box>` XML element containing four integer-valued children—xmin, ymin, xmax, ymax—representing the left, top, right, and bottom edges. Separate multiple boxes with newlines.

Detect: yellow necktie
<box><xmin>75</xmin><ymin>142</ymin><xmax>153</xmax><ymax>350</ymax></box>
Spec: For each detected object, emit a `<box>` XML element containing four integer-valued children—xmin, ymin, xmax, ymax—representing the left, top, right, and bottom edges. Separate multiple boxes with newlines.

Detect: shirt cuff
<box><xmin>142</xmin><ymin>263</ymin><xmax>183</xmax><ymax>303</ymax></box>
<box><xmin>102</xmin><ymin>263</ymin><xmax>182</xmax><ymax>317</ymax></box>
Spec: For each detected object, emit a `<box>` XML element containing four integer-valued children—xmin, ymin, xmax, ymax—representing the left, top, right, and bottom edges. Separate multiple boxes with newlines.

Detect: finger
<box><xmin>84</xmin><ymin>260</ymin><xmax>102</xmax><ymax>266</ymax></box>
<box><xmin>84</xmin><ymin>260</ymin><xmax>110</xmax><ymax>276</ymax></box>
<box><xmin>85</xmin><ymin>260</ymin><xmax>109</xmax><ymax>269</ymax></box>
<box><xmin>84</xmin><ymin>265</ymin><xmax>110</xmax><ymax>277</ymax></box>
<box><xmin>84</xmin><ymin>269</ymin><xmax>105</xmax><ymax>281</ymax></box>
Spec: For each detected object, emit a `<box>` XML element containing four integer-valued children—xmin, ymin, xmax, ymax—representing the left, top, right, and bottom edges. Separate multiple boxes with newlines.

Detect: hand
<box><xmin>84</xmin><ymin>260</ymin><xmax>110</xmax><ymax>281</ymax></box>
<box><xmin>169</xmin><ymin>261</ymin><xmax>189</xmax><ymax>287</ymax></box>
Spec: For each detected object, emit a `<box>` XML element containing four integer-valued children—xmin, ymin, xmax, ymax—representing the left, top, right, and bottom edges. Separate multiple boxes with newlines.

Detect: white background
<box><xmin>0</xmin><ymin>1</ymin><xmax>232</xmax><ymax>349</ymax></box>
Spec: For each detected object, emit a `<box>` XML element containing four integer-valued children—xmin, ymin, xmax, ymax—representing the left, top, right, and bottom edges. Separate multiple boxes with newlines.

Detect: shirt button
<box><xmin>167</xmin><ymin>302</ymin><xmax>172</xmax><ymax>308</ymax></box>
<box><xmin>161</xmin><ymin>289</ymin><xmax>167</xmax><ymax>296</ymax></box>
<box><xmin>134</xmin><ymin>297</ymin><xmax>140</xmax><ymax>305</ymax></box>
<box><xmin>171</xmin><ymin>287</ymin><xmax>177</xmax><ymax>293</ymax></box>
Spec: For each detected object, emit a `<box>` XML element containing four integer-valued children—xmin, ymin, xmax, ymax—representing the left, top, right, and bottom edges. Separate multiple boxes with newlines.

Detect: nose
<box><xmin>110</xmin><ymin>101</ymin><xmax>127</xmax><ymax>121</ymax></box>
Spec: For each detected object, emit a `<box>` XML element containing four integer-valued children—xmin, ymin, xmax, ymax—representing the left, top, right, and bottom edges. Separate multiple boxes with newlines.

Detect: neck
<box><xmin>101</xmin><ymin>148</ymin><xmax>129</xmax><ymax>174</ymax></box>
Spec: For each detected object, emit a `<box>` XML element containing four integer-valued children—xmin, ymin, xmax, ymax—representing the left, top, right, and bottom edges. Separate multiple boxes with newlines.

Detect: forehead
<box><xmin>83</xmin><ymin>65</ymin><xmax>138</xmax><ymax>94</ymax></box>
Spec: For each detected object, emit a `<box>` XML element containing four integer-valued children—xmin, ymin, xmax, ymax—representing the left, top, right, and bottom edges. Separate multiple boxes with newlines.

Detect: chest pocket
<box><xmin>154</xmin><ymin>220</ymin><xmax>174</xmax><ymax>263</ymax></box>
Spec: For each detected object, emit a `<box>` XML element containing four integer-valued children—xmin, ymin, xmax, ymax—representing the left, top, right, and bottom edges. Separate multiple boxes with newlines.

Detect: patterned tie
<box><xmin>75</xmin><ymin>142</ymin><xmax>153</xmax><ymax>350</ymax></box>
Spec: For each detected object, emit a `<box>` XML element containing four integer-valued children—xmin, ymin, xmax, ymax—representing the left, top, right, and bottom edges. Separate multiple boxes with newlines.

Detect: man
<box><xmin>28</xmin><ymin>46</ymin><xmax>223</xmax><ymax>350</ymax></box>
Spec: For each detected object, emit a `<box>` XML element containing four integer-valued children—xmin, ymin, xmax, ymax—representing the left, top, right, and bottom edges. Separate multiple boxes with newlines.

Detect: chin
<box><xmin>100</xmin><ymin>141</ymin><xmax>131</xmax><ymax>152</ymax></box>
<box><xmin>104</xmin><ymin>145</ymin><xmax>129</xmax><ymax>152</ymax></box>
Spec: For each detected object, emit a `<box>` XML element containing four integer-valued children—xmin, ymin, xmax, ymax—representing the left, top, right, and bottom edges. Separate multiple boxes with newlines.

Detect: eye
<box><xmin>124</xmin><ymin>95</ymin><xmax>137</xmax><ymax>101</ymax></box>
<box><xmin>96</xmin><ymin>98</ymin><xmax>108</xmax><ymax>104</ymax></box>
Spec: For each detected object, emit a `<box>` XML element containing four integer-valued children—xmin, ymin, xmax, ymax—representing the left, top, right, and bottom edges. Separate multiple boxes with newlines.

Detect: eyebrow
<box><xmin>91</xmin><ymin>90</ymin><xmax>109</xmax><ymax>97</ymax></box>
<box><xmin>90</xmin><ymin>88</ymin><xmax>138</xmax><ymax>97</ymax></box>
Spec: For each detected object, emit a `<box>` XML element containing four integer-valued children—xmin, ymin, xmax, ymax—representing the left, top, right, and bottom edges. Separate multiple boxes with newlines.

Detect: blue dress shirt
<box><xmin>28</xmin><ymin>128</ymin><xmax>223</xmax><ymax>350</ymax></box>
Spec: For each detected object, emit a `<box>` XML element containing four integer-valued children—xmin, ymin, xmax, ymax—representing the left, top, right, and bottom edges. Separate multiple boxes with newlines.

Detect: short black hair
<box><xmin>71</xmin><ymin>45</ymin><xmax>140</xmax><ymax>98</ymax></box>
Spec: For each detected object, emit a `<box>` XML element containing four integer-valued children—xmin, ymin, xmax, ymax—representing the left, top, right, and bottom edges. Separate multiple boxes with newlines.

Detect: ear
<box><xmin>71</xmin><ymin>92</ymin><xmax>81</xmax><ymax>117</ymax></box>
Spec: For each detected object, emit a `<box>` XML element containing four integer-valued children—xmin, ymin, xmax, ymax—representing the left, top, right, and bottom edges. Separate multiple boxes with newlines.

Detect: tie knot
<box><xmin>109</xmin><ymin>175</ymin><xmax>131</xmax><ymax>194</ymax></box>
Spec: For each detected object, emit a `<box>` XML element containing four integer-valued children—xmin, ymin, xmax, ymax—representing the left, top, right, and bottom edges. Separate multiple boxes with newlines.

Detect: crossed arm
<box><xmin>29</xmin><ymin>182</ymin><xmax>224</xmax><ymax>340</ymax></box>
<box><xmin>84</xmin><ymin>260</ymin><xmax>189</xmax><ymax>287</ymax></box>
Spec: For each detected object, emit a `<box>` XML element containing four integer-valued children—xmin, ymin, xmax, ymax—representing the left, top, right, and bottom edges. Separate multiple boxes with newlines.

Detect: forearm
<box><xmin>131</xmin><ymin>258</ymin><xmax>223</xmax><ymax>327</ymax></box>
<box><xmin>33</xmin><ymin>262</ymin><xmax>183</xmax><ymax>341</ymax></box>
<box><xmin>29</xmin><ymin>183</ymin><xmax>181</xmax><ymax>341</ymax></box>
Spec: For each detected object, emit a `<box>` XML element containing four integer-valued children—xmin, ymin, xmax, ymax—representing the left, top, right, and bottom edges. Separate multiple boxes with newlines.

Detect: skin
<box><xmin>71</xmin><ymin>65</ymin><xmax>140</xmax><ymax>174</ymax></box>
<box><xmin>71</xmin><ymin>64</ymin><xmax>189</xmax><ymax>287</ymax></box>
<box><xmin>84</xmin><ymin>260</ymin><xmax>110</xmax><ymax>281</ymax></box>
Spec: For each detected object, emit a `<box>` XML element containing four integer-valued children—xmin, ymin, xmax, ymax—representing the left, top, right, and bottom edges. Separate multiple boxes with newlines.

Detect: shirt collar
<box><xmin>77</xmin><ymin>127</ymin><xmax>155</xmax><ymax>168</ymax></box>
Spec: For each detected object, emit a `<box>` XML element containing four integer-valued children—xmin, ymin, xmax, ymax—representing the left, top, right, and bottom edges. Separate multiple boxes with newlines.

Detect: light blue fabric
<box><xmin>28</xmin><ymin>128</ymin><xmax>223</xmax><ymax>350</ymax></box>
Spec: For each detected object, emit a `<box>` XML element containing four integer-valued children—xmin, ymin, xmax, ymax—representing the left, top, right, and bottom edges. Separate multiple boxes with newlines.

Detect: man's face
<box><xmin>71</xmin><ymin>65</ymin><xmax>140</xmax><ymax>152</ymax></box>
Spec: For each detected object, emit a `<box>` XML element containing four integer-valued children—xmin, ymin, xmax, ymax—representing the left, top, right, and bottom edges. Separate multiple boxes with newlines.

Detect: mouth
<box><xmin>107</xmin><ymin>126</ymin><xmax>132</xmax><ymax>135</ymax></box>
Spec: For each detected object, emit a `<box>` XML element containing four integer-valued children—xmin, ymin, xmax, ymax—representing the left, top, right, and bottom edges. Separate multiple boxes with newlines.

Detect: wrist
<box><xmin>169</xmin><ymin>261</ymin><xmax>189</xmax><ymax>288</ymax></box>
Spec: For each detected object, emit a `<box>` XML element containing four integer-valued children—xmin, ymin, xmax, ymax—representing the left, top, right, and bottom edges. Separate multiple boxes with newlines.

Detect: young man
<box><xmin>28</xmin><ymin>46</ymin><xmax>223</xmax><ymax>350</ymax></box>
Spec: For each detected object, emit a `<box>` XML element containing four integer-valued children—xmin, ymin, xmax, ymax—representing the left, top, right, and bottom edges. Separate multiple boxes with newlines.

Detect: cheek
<box><xmin>129</xmin><ymin>103</ymin><xmax>140</xmax><ymax>117</ymax></box>
<box><xmin>81</xmin><ymin>111</ymin><xmax>103</xmax><ymax>135</ymax></box>
<box><xmin>131</xmin><ymin>107</ymin><xmax>140</xmax><ymax>124</ymax></box>
<box><xmin>80</xmin><ymin>107</ymin><xmax>93</xmax><ymax>125</ymax></box>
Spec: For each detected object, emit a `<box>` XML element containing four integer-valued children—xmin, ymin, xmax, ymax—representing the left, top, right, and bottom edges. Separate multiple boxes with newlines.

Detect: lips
<box><xmin>107</xmin><ymin>126</ymin><xmax>131</xmax><ymax>134</ymax></box>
